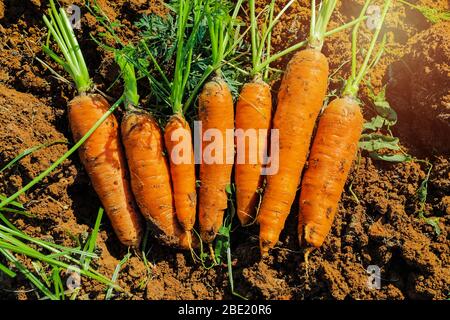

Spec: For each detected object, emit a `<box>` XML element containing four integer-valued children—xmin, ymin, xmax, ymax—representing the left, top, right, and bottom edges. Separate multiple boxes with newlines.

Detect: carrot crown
<box><xmin>343</xmin><ymin>0</ymin><xmax>392</xmax><ymax>98</ymax></box>
<box><xmin>308</xmin><ymin>0</ymin><xmax>337</xmax><ymax>50</ymax></box>
<box><xmin>115</xmin><ymin>52</ymin><xmax>139</xmax><ymax>108</ymax></box>
<box><xmin>178</xmin><ymin>0</ymin><xmax>244</xmax><ymax>112</ymax></box>
<box><xmin>248</xmin><ymin>0</ymin><xmax>294</xmax><ymax>80</ymax></box>
<box><xmin>42</xmin><ymin>0</ymin><xmax>91</xmax><ymax>94</ymax></box>
<box><xmin>205</xmin><ymin>0</ymin><xmax>244</xmax><ymax>76</ymax></box>
<box><xmin>252</xmin><ymin>2</ymin><xmax>366</xmax><ymax>75</ymax></box>
<box><xmin>169</xmin><ymin>0</ymin><xmax>204</xmax><ymax>114</ymax></box>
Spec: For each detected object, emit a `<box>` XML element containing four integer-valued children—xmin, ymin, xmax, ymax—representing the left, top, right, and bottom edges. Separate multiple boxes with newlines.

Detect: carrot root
<box><xmin>258</xmin><ymin>49</ymin><xmax>329</xmax><ymax>256</ymax></box>
<box><xmin>299</xmin><ymin>96</ymin><xmax>363</xmax><ymax>248</ymax></box>
<box><xmin>121</xmin><ymin>110</ymin><xmax>190</xmax><ymax>249</ymax></box>
<box><xmin>235</xmin><ymin>79</ymin><xmax>272</xmax><ymax>226</ymax></box>
<box><xmin>164</xmin><ymin>114</ymin><xmax>197</xmax><ymax>232</ymax></box>
<box><xmin>198</xmin><ymin>77</ymin><xmax>234</xmax><ymax>243</ymax></box>
<box><xmin>68</xmin><ymin>94</ymin><xmax>143</xmax><ymax>247</ymax></box>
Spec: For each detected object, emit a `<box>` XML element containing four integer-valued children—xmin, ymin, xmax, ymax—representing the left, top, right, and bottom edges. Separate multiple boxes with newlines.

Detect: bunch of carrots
<box><xmin>36</xmin><ymin>0</ymin><xmax>391</xmax><ymax>259</ymax></box>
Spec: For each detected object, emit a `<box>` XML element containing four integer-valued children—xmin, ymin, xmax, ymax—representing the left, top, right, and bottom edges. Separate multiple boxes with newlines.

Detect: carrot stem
<box><xmin>309</xmin><ymin>0</ymin><xmax>337</xmax><ymax>50</ymax></box>
<box><xmin>116</xmin><ymin>53</ymin><xmax>139</xmax><ymax>107</ymax></box>
<box><xmin>140</xmin><ymin>40</ymin><xmax>171</xmax><ymax>89</ymax></box>
<box><xmin>249</xmin><ymin>0</ymin><xmax>290</xmax><ymax>79</ymax></box>
<box><xmin>254</xmin><ymin>0</ymin><xmax>295</xmax><ymax>70</ymax></box>
<box><xmin>263</xmin><ymin>1</ymin><xmax>275</xmax><ymax>81</ymax></box>
<box><xmin>205</xmin><ymin>0</ymin><xmax>244</xmax><ymax>76</ymax></box>
<box><xmin>351</xmin><ymin>0</ymin><xmax>373</xmax><ymax>81</ymax></box>
<box><xmin>344</xmin><ymin>0</ymin><xmax>392</xmax><ymax>97</ymax></box>
<box><xmin>43</xmin><ymin>0</ymin><xmax>91</xmax><ymax>93</ymax></box>
<box><xmin>253</xmin><ymin>15</ymin><xmax>367</xmax><ymax>74</ymax></box>
<box><xmin>249</xmin><ymin>0</ymin><xmax>258</xmax><ymax>70</ymax></box>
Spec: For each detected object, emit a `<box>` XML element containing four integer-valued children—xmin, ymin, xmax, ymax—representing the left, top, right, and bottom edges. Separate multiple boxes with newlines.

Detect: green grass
<box><xmin>0</xmin><ymin>139</ymin><xmax>114</xmax><ymax>299</ymax></box>
<box><xmin>105</xmin><ymin>251</ymin><xmax>131</xmax><ymax>300</ymax></box>
<box><xmin>0</xmin><ymin>207</ymin><xmax>115</xmax><ymax>300</ymax></box>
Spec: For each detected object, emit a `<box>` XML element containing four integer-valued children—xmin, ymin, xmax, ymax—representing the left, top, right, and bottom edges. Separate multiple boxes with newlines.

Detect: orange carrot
<box><xmin>299</xmin><ymin>0</ymin><xmax>391</xmax><ymax>248</ymax></box>
<box><xmin>256</xmin><ymin>0</ymin><xmax>340</xmax><ymax>256</ymax></box>
<box><xmin>164</xmin><ymin>114</ymin><xmax>197</xmax><ymax>232</ymax></box>
<box><xmin>41</xmin><ymin>1</ymin><xmax>143</xmax><ymax>247</ymax></box>
<box><xmin>158</xmin><ymin>0</ymin><xmax>201</xmax><ymax>242</ymax></box>
<box><xmin>234</xmin><ymin>0</ymin><xmax>290</xmax><ymax>226</ymax></box>
<box><xmin>69</xmin><ymin>95</ymin><xmax>143</xmax><ymax>247</ymax></box>
<box><xmin>235</xmin><ymin>78</ymin><xmax>272</xmax><ymax>225</ymax></box>
<box><xmin>198</xmin><ymin>77</ymin><xmax>234</xmax><ymax>243</ymax></box>
<box><xmin>258</xmin><ymin>48</ymin><xmax>329</xmax><ymax>256</ymax></box>
<box><xmin>121</xmin><ymin>110</ymin><xmax>191</xmax><ymax>249</ymax></box>
<box><xmin>299</xmin><ymin>98</ymin><xmax>363</xmax><ymax>247</ymax></box>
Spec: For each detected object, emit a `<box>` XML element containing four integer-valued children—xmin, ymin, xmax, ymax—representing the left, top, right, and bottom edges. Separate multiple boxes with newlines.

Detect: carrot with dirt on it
<box><xmin>41</xmin><ymin>0</ymin><xmax>143</xmax><ymax>247</ymax></box>
<box><xmin>257</xmin><ymin>0</ymin><xmax>337</xmax><ymax>257</ymax></box>
<box><xmin>114</xmin><ymin>53</ymin><xmax>191</xmax><ymax>249</ymax></box>
<box><xmin>162</xmin><ymin>0</ymin><xmax>201</xmax><ymax>246</ymax></box>
<box><xmin>298</xmin><ymin>0</ymin><xmax>392</xmax><ymax>249</ymax></box>
<box><xmin>198</xmin><ymin>0</ymin><xmax>244</xmax><ymax>245</ymax></box>
<box><xmin>235</xmin><ymin>0</ymin><xmax>294</xmax><ymax>226</ymax></box>
<box><xmin>236</xmin><ymin>0</ymin><xmax>367</xmax><ymax>229</ymax></box>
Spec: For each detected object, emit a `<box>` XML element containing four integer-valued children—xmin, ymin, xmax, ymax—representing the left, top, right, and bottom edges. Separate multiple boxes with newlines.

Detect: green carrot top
<box><xmin>252</xmin><ymin>0</ymin><xmax>366</xmax><ymax>75</ymax></box>
<box><xmin>308</xmin><ymin>0</ymin><xmax>338</xmax><ymax>51</ymax></box>
<box><xmin>116</xmin><ymin>53</ymin><xmax>139</xmax><ymax>108</ymax></box>
<box><xmin>248</xmin><ymin>0</ymin><xmax>295</xmax><ymax>81</ymax></box>
<box><xmin>205</xmin><ymin>0</ymin><xmax>244</xmax><ymax>76</ymax></box>
<box><xmin>43</xmin><ymin>0</ymin><xmax>91</xmax><ymax>94</ymax></box>
<box><xmin>343</xmin><ymin>0</ymin><xmax>392</xmax><ymax>98</ymax></box>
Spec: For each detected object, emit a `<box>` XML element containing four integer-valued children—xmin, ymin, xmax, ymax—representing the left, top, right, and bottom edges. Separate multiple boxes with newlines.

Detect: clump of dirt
<box><xmin>387</xmin><ymin>21</ymin><xmax>450</xmax><ymax>156</ymax></box>
<box><xmin>1</xmin><ymin>0</ymin><xmax>449</xmax><ymax>300</ymax></box>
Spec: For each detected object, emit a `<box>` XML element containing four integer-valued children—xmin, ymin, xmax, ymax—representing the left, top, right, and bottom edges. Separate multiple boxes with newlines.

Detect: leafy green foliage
<box><xmin>105</xmin><ymin>251</ymin><xmax>131</xmax><ymax>300</ymax></box>
<box><xmin>359</xmin><ymin>86</ymin><xmax>411</xmax><ymax>163</ymax></box>
<box><xmin>135</xmin><ymin>1</ymin><xmax>210</xmax><ymax>113</ymax></box>
<box><xmin>134</xmin><ymin>0</ymin><xmax>247</xmax><ymax>118</ymax></box>
<box><xmin>363</xmin><ymin>87</ymin><xmax>397</xmax><ymax>130</ymax></box>
<box><xmin>135</xmin><ymin>14</ymin><xmax>178</xmax><ymax>64</ymax></box>
<box><xmin>359</xmin><ymin>134</ymin><xmax>401</xmax><ymax>152</ymax></box>
<box><xmin>360</xmin><ymin>86</ymin><xmax>440</xmax><ymax>235</ymax></box>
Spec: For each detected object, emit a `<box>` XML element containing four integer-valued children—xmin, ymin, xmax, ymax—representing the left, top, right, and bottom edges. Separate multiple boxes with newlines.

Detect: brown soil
<box><xmin>0</xmin><ymin>0</ymin><xmax>449</xmax><ymax>300</ymax></box>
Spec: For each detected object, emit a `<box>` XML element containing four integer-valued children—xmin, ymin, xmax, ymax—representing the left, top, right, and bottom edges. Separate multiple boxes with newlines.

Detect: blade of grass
<box><xmin>105</xmin><ymin>252</ymin><xmax>131</xmax><ymax>300</ymax></box>
<box><xmin>52</xmin><ymin>267</ymin><xmax>65</xmax><ymax>300</ymax></box>
<box><xmin>0</xmin><ymin>248</ymin><xmax>57</xmax><ymax>300</ymax></box>
<box><xmin>0</xmin><ymin>195</ymin><xmax>24</xmax><ymax>210</ymax></box>
<box><xmin>0</xmin><ymin>140</ymin><xmax>67</xmax><ymax>174</ymax></box>
<box><xmin>0</xmin><ymin>239</ymin><xmax>117</xmax><ymax>289</ymax></box>
<box><xmin>0</xmin><ymin>261</ymin><xmax>16</xmax><ymax>278</ymax></box>
<box><xmin>0</xmin><ymin>224</ymin><xmax>97</xmax><ymax>260</ymax></box>
<box><xmin>82</xmin><ymin>207</ymin><xmax>103</xmax><ymax>270</ymax></box>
